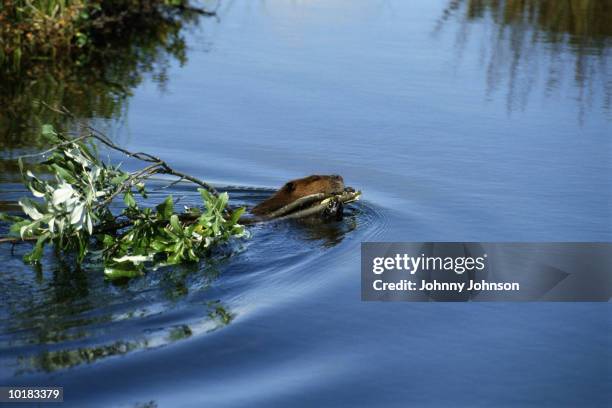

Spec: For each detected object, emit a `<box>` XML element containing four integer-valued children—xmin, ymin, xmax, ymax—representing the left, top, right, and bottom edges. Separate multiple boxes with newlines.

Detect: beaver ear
<box><xmin>284</xmin><ymin>182</ymin><xmax>295</xmax><ymax>192</ymax></box>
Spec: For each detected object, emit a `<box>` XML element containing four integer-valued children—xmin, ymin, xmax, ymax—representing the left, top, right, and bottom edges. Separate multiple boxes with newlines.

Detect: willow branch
<box><xmin>33</xmin><ymin>103</ymin><xmax>219</xmax><ymax>197</ymax></box>
<box><xmin>274</xmin><ymin>191</ymin><xmax>361</xmax><ymax>221</ymax></box>
<box><xmin>244</xmin><ymin>190</ymin><xmax>362</xmax><ymax>224</ymax></box>
<box><xmin>95</xmin><ymin>164</ymin><xmax>163</xmax><ymax>209</ymax></box>
<box><xmin>0</xmin><ymin>236</ymin><xmax>37</xmax><ymax>243</ymax></box>
<box><xmin>262</xmin><ymin>193</ymin><xmax>329</xmax><ymax>219</ymax></box>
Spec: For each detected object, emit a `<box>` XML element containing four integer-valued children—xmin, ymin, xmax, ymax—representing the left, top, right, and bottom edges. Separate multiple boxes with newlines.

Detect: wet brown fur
<box><xmin>251</xmin><ymin>175</ymin><xmax>344</xmax><ymax>216</ymax></box>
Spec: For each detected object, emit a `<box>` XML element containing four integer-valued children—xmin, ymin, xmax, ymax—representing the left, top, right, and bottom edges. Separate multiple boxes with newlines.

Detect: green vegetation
<box><xmin>0</xmin><ymin>1</ymin><xmax>214</xmax><ymax>183</ymax></box>
<box><xmin>0</xmin><ymin>0</ymin><xmax>213</xmax><ymax>71</ymax></box>
<box><xmin>0</xmin><ymin>0</ymin><xmax>212</xmax><ymax>188</ymax></box>
<box><xmin>0</xmin><ymin>123</ymin><xmax>247</xmax><ymax>280</ymax></box>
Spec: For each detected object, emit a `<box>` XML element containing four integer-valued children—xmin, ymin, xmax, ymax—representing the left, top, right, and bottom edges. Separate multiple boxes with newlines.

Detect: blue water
<box><xmin>1</xmin><ymin>1</ymin><xmax>610</xmax><ymax>407</ymax></box>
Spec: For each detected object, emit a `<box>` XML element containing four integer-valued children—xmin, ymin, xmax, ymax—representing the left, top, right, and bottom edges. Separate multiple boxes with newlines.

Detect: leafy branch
<box><xmin>0</xmin><ymin>124</ymin><xmax>246</xmax><ymax>279</ymax></box>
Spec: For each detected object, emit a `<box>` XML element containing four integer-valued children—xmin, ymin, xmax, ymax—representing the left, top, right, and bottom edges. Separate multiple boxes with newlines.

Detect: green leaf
<box><xmin>9</xmin><ymin>219</ymin><xmax>31</xmax><ymax>237</ymax></box>
<box><xmin>23</xmin><ymin>233</ymin><xmax>49</xmax><ymax>265</ymax></box>
<box><xmin>169</xmin><ymin>214</ymin><xmax>182</xmax><ymax>233</ymax></box>
<box><xmin>0</xmin><ymin>212</ymin><xmax>24</xmax><ymax>223</ymax></box>
<box><xmin>51</xmin><ymin>164</ymin><xmax>77</xmax><ymax>184</ymax></box>
<box><xmin>110</xmin><ymin>173</ymin><xmax>130</xmax><ymax>185</ymax></box>
<box><xmin>124</xmin><ymin>191</ymin><xmax>136</xmax><ymax>207</ymax></box>
<box><xmin>104</xmin><ymin>263</ymin><xmax>144</xmax><ymax>280</ymax></box>
<box><xmin>150</xmin><ymin>239</ymin><xmax>170</xmax><ymax>251</ymax></box>
<box><xmin>217</xmin><ymin>192</ymin><xmax>229</xmax><ymax>211</ymax></box>
<box><xmin>198</xmin><ymin>188</ymin><xmax>212</xmax><ymax>204</ymax></box>
<box><xmin>136</xmin><ymin>182</ymin><xmax>147</xmax><ymax>198</ymax></box>
<box><xmin>156</xmin><ymin>196</ymin><xmax>174</xmax><ymax>220</ymax></box>
<box><xmin>166</xmin><ymin>252</ymin><xmax>183</xmax><ymax>265</ymax></box>
<box><xmin>41</xmin><ymin>124</ymin><xmax>57</xmax><ymax>138</ymax></box>
<box><xmin>102</xmin><ymin>234</ymin><xmax>115</xmax><ymax>247</ymax></box>
<box><xmin>229</xmin><ymin>207</ymin><xmax>245</xmax><ymax>225</ymax></box>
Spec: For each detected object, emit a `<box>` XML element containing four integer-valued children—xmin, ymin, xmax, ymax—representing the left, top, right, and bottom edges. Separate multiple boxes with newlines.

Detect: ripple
<box><xmin>0</xmin><ymin>184</ymin><xmax>384</xmax><ymax>377</ymax></box>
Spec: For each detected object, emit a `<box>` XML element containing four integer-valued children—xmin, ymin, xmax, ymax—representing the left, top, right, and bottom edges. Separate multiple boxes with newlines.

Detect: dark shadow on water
<box><xmin>437</xmin><ymin>0</ymin><xmax>612</xmax><ymax>121</ymax></box>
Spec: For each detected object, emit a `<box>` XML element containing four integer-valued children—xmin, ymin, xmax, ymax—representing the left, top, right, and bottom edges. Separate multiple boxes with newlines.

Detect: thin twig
<box><xmin>153</xmin><ymin>176</ymin><xmax>185</xmax><ymax>191</ymax></box>
<box><xmin>0</xmin><ymin>236</ymin><xmax>37</xmax><ymax>243</ymax></box>
<box><xmin>32</xmin><ymin>103</ymin><xmax>219</xmax><ymax>197</ymax></box>
<box><xmin>162</xmin><ymin>167</ymin><xmax>218</xmax><ymax>196</ymax></box>
<box><xmin>242</xmin><ymin>190</ymin><xmax>361</xmax><ymax>224</ymax></box>
<box><xmin>274</xmin><ymin>191</ymin><xmax>361</xmax><ymax>221</ymax></box>
<box><xmin>95</xmin><ymin>163</ymin><xmax>163</xmax><ymax>209</ymax></box>
<box><xmin>262</xmin><ymin>193</ymin><xmax>328</xmax><ymax>219</ymax></box>
<box><xmin>18</xmin><ymin>134</ymin><xmax>93</xmax><ymax>159</ymax></box>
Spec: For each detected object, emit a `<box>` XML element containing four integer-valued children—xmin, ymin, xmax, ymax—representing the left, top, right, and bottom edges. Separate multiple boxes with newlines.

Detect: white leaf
<box><xmin>49</xmin><ymin>217</ymin><xmax>55</xmax><ymax>233</ymax></box>
<box><xmin>20</xmin><ymin>225</ymin><xmax>29</xmax><ymax>239</ymax></box>
<box><xmin>52</xmin><ymin>186</ymin><xmax>74</xmax><ymax>206</ymax></box>
<box><xmin>86</xmin><ymin>214</ymin><xmax>93</xmax><ymax>235</ymax></box>
<box><xmin>64</xmin><ymin>196</ymin><xmax>78</xmax><ymax>209</ymax></box>
<box><xmin>65</xmin><ymin>149</ymin><xmax>89</xmax><ymax>167</ymax></box>
<box><xmin>57</xmin><ymin>218</ymin><xmax>65</xmax><ymax>234</ymax></box>
<box><xmin>112</xmin><ymin>255</ymin><xmax>153</xmax><ymax>265</ymax></box>
<box><xmin>70</xmin><ymin>203</ymin><xmax>85</xmax><ymax>225</ymax></box>
<box><xmin>19</xmin><ymin>199</ymin><xmax>43</xmax><ymax>220</ymax></box>
<box><xmin>29</xmin><ymin>186</ymin><xmax>46</xmax><ymax>198</ymax></box>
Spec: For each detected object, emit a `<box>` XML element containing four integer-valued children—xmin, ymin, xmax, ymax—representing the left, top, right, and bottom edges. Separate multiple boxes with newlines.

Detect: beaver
<box><xmin>251</xmin><ymin>175</ymin><xmax>345</xmax><ymax>216</ymax></box>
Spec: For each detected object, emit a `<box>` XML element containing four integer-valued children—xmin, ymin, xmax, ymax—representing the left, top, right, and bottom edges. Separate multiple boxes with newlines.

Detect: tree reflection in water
<box><xmin>437</xmin><ymin>0</ymin><xmax>611</xmax><ymax>120</ymax></box>
<box><xmin>0</xmin><ymin>6</ymin><xmax>215</xmax><ymax>181</ymax></box>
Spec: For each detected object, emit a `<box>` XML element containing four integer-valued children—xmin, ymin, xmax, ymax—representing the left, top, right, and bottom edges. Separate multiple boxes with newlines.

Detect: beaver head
<box><xmin>251</xmin><ymin>175</ymin><xmax>345</xmax><ymax>216</ymax></box>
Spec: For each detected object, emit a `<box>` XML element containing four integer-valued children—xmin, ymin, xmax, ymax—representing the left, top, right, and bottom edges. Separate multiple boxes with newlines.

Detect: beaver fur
<box><xmin>251</xmin><ymin>175</ymin><xmax>345</xmax><ymax>216</ymax></box>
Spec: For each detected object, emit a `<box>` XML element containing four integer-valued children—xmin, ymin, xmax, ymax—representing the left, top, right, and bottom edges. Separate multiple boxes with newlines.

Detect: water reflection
<box><xmin>0</xmin><ymin>6</ymin><xmax>213</xmax><ymax>163</ymax></box>
<box><xmin>10</xmin><ymin>282</ymin><xmax>234</xmax><ymax>375</ymax></box>
<box><xmin>0</xmin><ymin>187</ymin><xmax>362</xmax><ymax>375</ymax></box>
<box><xmin>438</xmin><ymin>0</ymin><xmax>612</xmax><ymax>119</ymax></box>
<box><xmin>297</xmin><ymin>208</ymin><xmax>360</xmax><ymax>248</ymax></box>
<box><xmin>1</xmin><ymin>240</ymin><xmax>234</xmax><ymax>374</ymax></box>
<box><xmin>15</xmin><ymin>317</ymin><xmax>224</xmax><ymax>375</ymax></box>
